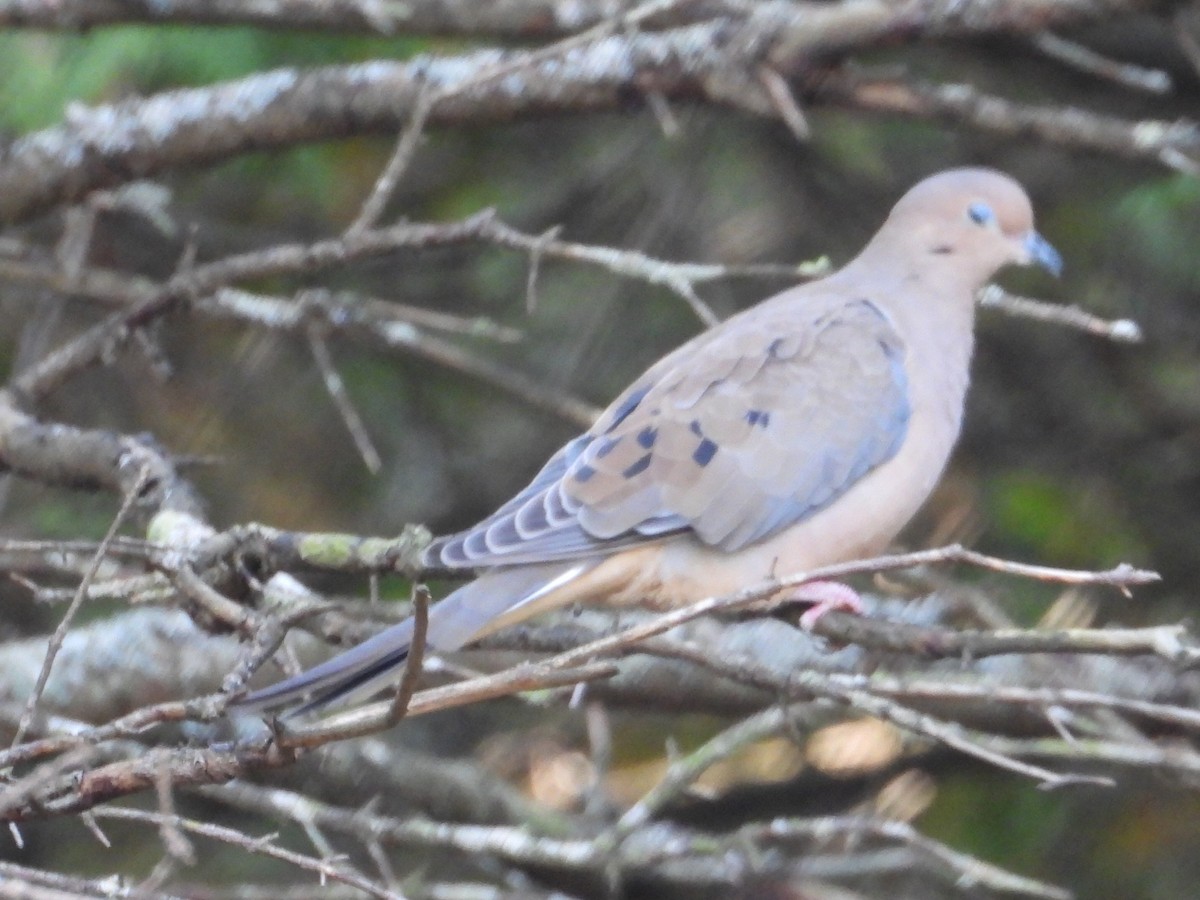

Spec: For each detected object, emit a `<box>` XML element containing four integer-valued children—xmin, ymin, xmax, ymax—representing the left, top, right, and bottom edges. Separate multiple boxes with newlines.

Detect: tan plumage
<box><xmin>237</xmin><ymin>168</ymin><xmax>1062</xmax><ymax>713</ymax></box>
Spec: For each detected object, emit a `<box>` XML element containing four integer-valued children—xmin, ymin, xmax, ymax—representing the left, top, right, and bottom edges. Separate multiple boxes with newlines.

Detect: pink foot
<box><xmin>791</xmin><ymin>580</ymin><xmax>864</xmax><ymax>630</ymax></box>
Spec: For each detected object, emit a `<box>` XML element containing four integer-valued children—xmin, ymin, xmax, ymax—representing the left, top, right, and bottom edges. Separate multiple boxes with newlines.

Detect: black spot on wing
<box><xmin>745</xmin><ymin>409</ymin><xmax>770</xmax><ymax>428</ymax></box>
<box><xmin>693</xmin><ymin>438</ymin><xmax>718</xmax><ymax>467</ymax></box>
<box><xmin>574</xmin><ymin>463</ymin><xmax>596</xmax><ymax>483</ymax></box>
<box><xmin>622</xmin><ymin>454</ymin><xmax>652</xmax><ymax>478</ymax></box>
<box><xmin>636</xmin><ymin>426</ymin><xmax>657</xmax><ymax>449</ymax></box>
<box><xmin>595</xmin><ymin>435</ymin><xmax>621</xmax><ymax>458</ymax></box>
<box><xmin>606</xmin><ymin>384</ymin><xmax>650</xmax><ymax>432</ymax></box>
<box><xmin>689</xmin><ymin>419</ymin><xmax>703</xmax><ymax>437</ymax></box>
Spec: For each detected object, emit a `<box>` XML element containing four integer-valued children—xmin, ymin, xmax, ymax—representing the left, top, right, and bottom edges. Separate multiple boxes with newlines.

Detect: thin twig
<box><xmin>1176</xmin><ymin>9</ymin><xmax>1200</xmax><ymax>80</ymax></box>
<box><xmin>276</xmin><ymin>660</ymin><xmax>619</xmax><ymax>749</ymax></box>
<box><xmin>386</xmin><ymin>585</ymin><xmax>428</xmax><ymax>725</ymax></box>
<box><xmin>644</xmin><ymin>90</ymin><xmax>681</xmax><ymax>138</ymax></box>
<box><xmin>306</xmin><ymin>325</ymin><xmax>383</xmax><ymax>473</ymax></box>
<box><xmin>614</xmin><ymin>703</ymin><xmax>799</xmax><ymax>833</ymax></box>
<box><xmin>830</xmin><ymin>672</ymin><xmax>1200</xmax><ymax>731</ymax></box>
<box><xmin>171</xmin><ymin>564</ymin><xmax>261</xmax><ymax>636</ymax></box>
<box><xmin>979</xmin><ymin>284</ymin><xmax>1143</xmax><ymax>343</ymax></box>
<box><xmin>0</xmin><ymin>860</ymin><xmax>153</xmax><ymax>898</ymax></box>
<box><xmin>347</xmin><ymin>87</ymin><xmax>436</xmax><ymax>235</ymax></box>
<box><xmin>758</xmin><ymin>65</ymin><xmax>811</xmax><ymax>140</ymax></box>
<box><xmin>0</xmin><ymin>745</ymin><xmax>106</xmax><ymax>821</ymax></box>
<box><xmin>154</xmin><ymin>760</ymin><xmax>196</xmax><ymax>865</ymax></box>
<box><xmin>0</xmin><ymin>209</ymin><xmax>819</xmax><ymax>420</ymax></box>
<box><xmin>193</xmin><ymin>777</ymin><xmax>1071</xmax><ymax>898</ymax></box>
<box><xmin>281</xmin><ymin>545</ymin><xmax>1158</xmax><ymax>744</ymax></box>
<box><xmin>1032</xmin><ymin>31</ymin><xmax>1171</xmax><ymax>94</ymax></box>
<box><xmin>0</xmin><ymin>695</ymin><xmax>227</xmax><ymax>771</ymax></box>
<box><xmin>3</xmin><ymin>0</ymin><xmax>1197</xmax><ymax>225</ymax></box>
<box><xmin>11</xmin><ymin>466</ymin><xmax>152</xmax><ymax>747</ymax></box>
<box><xmin>92</xmin><ymin>807</ymin><xmax>401</xmax><ymax>900</ymax></box>
<box><xmin>808</xmin><ymin>615</ymin><xmax>1200</xmax><ymax>666</ymax></box>
<box><xmin>821</xmin><ymin>71</ymin><xmax>1200</xmax><ymax>175</ymax></box>
<box><xmin>524</xmin><ymin>225</ymin><xmax>563</xmax><ymax>314</ymax></box>
<box><xmin>753</xmin><ymin>817</ymin><xmax>1072</xmax><ymax>900</ymax></box>
<box><xmin>646</xmin><ymin>637</ymin><xmax>1111</xmax><ymax>790</ymax></box>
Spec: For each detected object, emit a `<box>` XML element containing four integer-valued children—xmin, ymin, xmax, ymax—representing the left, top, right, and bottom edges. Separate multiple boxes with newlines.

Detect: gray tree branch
<box><xmin>0</xmin><ymin>0</ymin><xmax>1188</xmax><ymax>223</ymax></box>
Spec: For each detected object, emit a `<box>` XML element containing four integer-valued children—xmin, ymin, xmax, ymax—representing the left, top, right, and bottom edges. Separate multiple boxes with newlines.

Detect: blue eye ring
<box><xmin>967</xmin><ymin>202</ymin><xmax>994</xmax><ymax>225</ymax></box>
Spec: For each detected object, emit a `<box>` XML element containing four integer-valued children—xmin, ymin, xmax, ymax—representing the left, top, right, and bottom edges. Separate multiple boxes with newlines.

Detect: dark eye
<box><xmin>967</xmin><ymin>202</ymin><xmax>994</xmax><ymax>225</ymax></box>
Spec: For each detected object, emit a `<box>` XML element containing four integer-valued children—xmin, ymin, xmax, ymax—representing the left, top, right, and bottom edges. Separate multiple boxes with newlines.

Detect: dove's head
<box><xmin>878</xmin><ymin>168</ymin><xmax>1061</xmax><ymax>288</ymax></box>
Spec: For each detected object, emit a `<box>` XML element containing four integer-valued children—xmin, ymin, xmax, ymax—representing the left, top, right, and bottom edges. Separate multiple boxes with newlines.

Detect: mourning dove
<box><xmin>238</xmin><ymin>168</ymin><xmax>1061</xmax><ymax>713</ymax></box>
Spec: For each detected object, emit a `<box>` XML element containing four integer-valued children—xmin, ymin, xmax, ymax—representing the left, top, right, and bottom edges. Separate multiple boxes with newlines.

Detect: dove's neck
<box><xmin>833</xmin><ymin>248</ymin><xmax>980</xmax><ymax>437</ymax></box>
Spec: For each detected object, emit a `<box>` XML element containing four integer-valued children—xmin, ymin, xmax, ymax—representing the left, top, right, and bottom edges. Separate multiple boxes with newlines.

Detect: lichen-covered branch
<box><xmin>0</xmin><ymin>0</ymin><xmax>646</xmax><ymax>36</ymax></box>
<box><xmin>0</xmin><ymin>0</ymin><xmax>1184</xmax><ymax>223</ymax></box>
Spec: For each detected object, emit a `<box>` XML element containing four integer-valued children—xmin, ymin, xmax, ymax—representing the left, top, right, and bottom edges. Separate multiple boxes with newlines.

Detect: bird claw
<box><xmin>792</xmin><ymin>580</ymin><xmax>864</xmax><ymax>630</ymax></box>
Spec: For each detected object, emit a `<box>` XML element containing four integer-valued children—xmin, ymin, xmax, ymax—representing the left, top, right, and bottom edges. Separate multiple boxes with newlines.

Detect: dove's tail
<box><xmin>233</xmin><ymin>560</ymin><xmax>592</xmax><ymax>715</ymax></box>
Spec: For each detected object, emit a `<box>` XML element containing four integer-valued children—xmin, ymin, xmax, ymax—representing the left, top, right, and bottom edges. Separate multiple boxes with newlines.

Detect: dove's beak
<box><xmin>1023</xmin><ymin>230</ymin><xmax>1063</xmax><ymax>278</ymax></box>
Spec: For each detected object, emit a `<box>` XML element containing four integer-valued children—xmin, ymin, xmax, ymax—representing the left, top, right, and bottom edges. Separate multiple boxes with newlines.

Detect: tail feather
<box><xmin>234</xmin><ymin>561</ymin><xmax>590</xmax><ymax>714</ymax></box>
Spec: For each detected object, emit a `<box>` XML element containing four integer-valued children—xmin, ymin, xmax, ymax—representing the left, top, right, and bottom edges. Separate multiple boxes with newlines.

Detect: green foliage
<box><xmin>30</xmin><ymin>493</ymin><xmax>115</xmax><ymax>542</ymax></box>
<box><xmin>984</xmin><ymin>470</ymin><xmax>1146</xmax><ymax>567</ymax></box>
<box><xmin>814</xmin><ymin>112</ymin><xmax>943</xmax><ymax>180</ymax></box>
<box><xmin>924</xmin><ymin>774</ymin><xmax>1070</xmax><ymax>874</ymax></box>
<box><xmin>430</xmin><ymin>170</ymin><xmax>524</xmax><ymax>225</ymax></box>
<box><xmin>1115</xmin><ymin>175</ymin><xmax>1200</xmax><ymax>290</ymax></box>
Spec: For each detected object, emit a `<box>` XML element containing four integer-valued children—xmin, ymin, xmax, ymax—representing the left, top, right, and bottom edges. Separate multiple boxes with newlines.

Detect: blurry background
<box><xmin>1</xmin><ymin>5</ymin><xmax>1199</xmax><ymax>898</ymax></box>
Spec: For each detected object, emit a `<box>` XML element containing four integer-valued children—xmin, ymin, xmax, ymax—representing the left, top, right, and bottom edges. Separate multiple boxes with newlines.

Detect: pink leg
<box><xmin>790</xmin><ymin>580</ymin><xmax>864</xmax><ymax>630</ymax></box>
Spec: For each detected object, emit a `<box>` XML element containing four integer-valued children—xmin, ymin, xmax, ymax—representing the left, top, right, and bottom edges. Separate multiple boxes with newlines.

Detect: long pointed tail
<box><xmin>233</xmin><ymin>561</ymin><xmax>589</xmax><ymax>715</ymax></box>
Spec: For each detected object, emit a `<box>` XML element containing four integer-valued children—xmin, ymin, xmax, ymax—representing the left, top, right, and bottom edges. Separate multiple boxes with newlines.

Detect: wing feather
<box><xmin>424</xmin><ymin>292</ymin><xmax>910</xmax><ymax>569</ymax></box>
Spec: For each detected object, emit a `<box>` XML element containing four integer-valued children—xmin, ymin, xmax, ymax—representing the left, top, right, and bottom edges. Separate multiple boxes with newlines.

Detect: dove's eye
<box><xmin>967</xmin><ymin>202</ymin><xmax>995</xmax><ymax>226</ymax></box>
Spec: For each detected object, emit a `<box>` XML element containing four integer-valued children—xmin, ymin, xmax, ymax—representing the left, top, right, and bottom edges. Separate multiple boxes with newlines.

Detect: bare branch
<box><xmin>0</xmin><ymin>391</ymin><xmax>202</xmax><ymax>512</ymax></box>
<box><xmin>347</xmin><ymin>88</ymin><xmax>437</xmax><ymax>235</ymax></box>
<box><xmin>831</xmin><ymin>672</ymin><xmax>1200</xmax><ymax>732</ymax></box>
<box><xmin>8</xmin><ymin>212</ymin><xmax>505</xmax><ymax>402</ymax></box>
<box><xmin>757</xmin><ymin>65</ymin><xmax>811</xmax><ymax>140</ymax></box>
<box><xmin>192</xmin><ymin>778</ymin><xmax>1071</xmax><ymax>898</ymax></box>
<box><xmin>750</xmin><ymin>817</ymin><xmax>1072</xmax><ymax>900</ymax></box>
<box><xmin>0</xmin><ymin>0</ymin><xmax>647</xmax><ymax>36</ymax></box>
<box><xmin>644</xmin><ymin>637</ymin><xmax>1112</xmax><ymax>789</ymax></box>
<box><xmin>979</xmin><ymin>284</ymin><xmax>1144</xmax><ymax>343</ymax></box>
<box><xmin>170</xmin><ymin>565</ymin><xmax>262</xmax><ymax>637</ymax></box>
<box><xmin>614</xmin><ymin>703</ymin><xmax>808</xmax><ymax>833</ymax></box>
<box><xmin>0</xmin><ymin>0</ymin><xmax>1182</xmax><ymax>224</ymax></box>
<box><xmin>277</xmin><ymin>659</ymin><xmax>619</xmax><ymax>750</ymax></box>
<box><xmin>1</xmin><ymin>210</ymin><xmax>814</xmax><ymax>424</ymax></box>
<box><xmin>820</xmin><ymin>71</ymin><xmax>1200</xmax><ymax>174</ymax></box>
<box><xmin>809</xmin><ymin>615</ymin><xmax>1199</xmax><ymax>667</ymax></box>
<box><xmin>0</xmin><ymin>859</ymin><xmax>157</xmax><ymax>899</ymax></box>
<box><xmin>93</xmin><ymin>807</ymin><xmax>400</xmax><ymax>900</ymax></box>
<box><xmin>12</xmin><ymin>466</ymin><xmax>153</xmax><ymax>746</ymax></box>
<box><xmin>306</xmin><ymin>327</ymin><xmax>383</xmax><ymax>474</ymax></box>
<box><xmin>279</xmin><ymin>545</ymin><xmax>1160</xmax><ymax>745</ymax></box>
<box><xmin>1032</xmin><ymin>30</ymin><xmax>1172</xmax><ymax>94</ymax></box>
